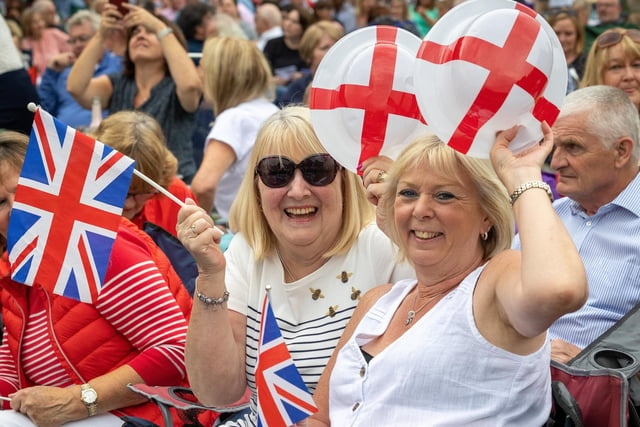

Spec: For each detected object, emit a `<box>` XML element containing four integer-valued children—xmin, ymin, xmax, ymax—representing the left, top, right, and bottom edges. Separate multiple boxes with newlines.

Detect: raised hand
<box><xmin>177</xmin><ymin>199</ymin><xmax>226</xmax><ymax>276</ymax></box>
<box><xmin>490</xmin><ymin>121</ymin><xmax>554</xmax><ymax>193</ymax></box>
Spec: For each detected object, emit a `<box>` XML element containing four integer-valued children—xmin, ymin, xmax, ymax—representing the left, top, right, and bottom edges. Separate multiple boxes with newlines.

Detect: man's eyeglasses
<box><xmin>255</xmin><ymin>154</ymin><xmax>341</xmax><ymax>188</ymax></box>
<box><xmin>595</xmin><ymin>29</ymin><xmax>640</xmax><ymax>49</ymax></box>
<box><xmin>67</xmin><ymin>34</ymin><xmax>92</xmax><ymax>44</ymax></box>
<box><xmin>126</xmin><ymin>190</ymin><xmax>159</xmax><ymax>202</ymax></box>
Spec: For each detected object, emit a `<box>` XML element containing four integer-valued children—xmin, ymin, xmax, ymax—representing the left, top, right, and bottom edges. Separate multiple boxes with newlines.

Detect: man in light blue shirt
<box><xmin>514</xmin><ymin>85</ymin><xmax>640</xmax><ymax>363</ymax></box>
<box><xmin>38</xmin><ymin>10</ymin><xmax>121</xmax><ymax>128</ymax></box>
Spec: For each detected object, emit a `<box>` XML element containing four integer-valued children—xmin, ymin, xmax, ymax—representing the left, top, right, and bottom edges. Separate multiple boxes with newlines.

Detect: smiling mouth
<box><xmin>557</xmin><ymin>174</ymin><xmax>575</xmax><ymax>180</ymax></box>
<box><xmin>285</xmin><ymin>207</ymin><xmax>317</xmax><ymax>219</ymax></box>
<box><xmin>414</xmin><ymin>231</ymin><xmax>442</xmax><ymax>240</ymax></box>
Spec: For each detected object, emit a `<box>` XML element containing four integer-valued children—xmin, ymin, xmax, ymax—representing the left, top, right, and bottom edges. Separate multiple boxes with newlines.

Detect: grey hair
<box><xmin>256</xmin><ymin>3</ymin><xmax>282</xmax><ymax>27</ymax></box>
<box><xmin>66</xmin><ymin>10</ymin><xmax>101</xmax><ymax>32</ymax></box>
<box><xmin>559</xmin><ymin>85</ymin><xmax>640</xmax><ymax>161</ymax></box>
<box><xmin>31</xmin><ymin>0</ymin><xmax>55</xmax><ymax>13</ymax></box>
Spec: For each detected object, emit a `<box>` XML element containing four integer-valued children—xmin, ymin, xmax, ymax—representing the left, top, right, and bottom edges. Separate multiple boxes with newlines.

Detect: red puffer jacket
<box><xmin>0</xmin><ymin>218</ymin><xmax>206</xmax><ymax>425</ymax></box>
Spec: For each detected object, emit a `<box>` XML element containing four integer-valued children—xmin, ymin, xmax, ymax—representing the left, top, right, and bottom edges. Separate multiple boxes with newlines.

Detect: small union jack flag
<box><xmin>256</xmin><ymin>291</ymin><xmax>317</xmax><ymax>426</ymax></box>
<box><xmin>7</xmin><ymin>108</ymin><xmax>134</xmax><ymax>303</ymax></box>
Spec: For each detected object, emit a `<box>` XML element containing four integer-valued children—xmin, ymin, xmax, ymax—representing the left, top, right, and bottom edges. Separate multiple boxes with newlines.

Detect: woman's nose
<box><xmin>412</xmin><ymin>195</ymin><xmax>434</xmax><ymax>219</ymax></box>
<box><xmin>286</xmin><ymin>170</ymin><xmax>311</xmax><ymax>198</ymax></box>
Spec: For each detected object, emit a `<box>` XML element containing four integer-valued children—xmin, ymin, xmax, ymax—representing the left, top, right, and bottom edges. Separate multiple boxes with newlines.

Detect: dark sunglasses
<box><xmin>596</xmin><ymin>29</ymin><xmax>640</xmax><ymax>49</ymax></box>
<box><xmin>255</xmin><ymin>153</ymin><xmax>341</xmax><ymax>188</ymax></box>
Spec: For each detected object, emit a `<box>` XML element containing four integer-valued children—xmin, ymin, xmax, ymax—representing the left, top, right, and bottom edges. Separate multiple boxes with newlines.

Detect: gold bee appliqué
<box><xmin>326</xmin><ymin>305</ymin><xmax>339</xmax><ymax>317</ymax></box>
<box><xmin>337</xmin><ymin>271</ymin><xmax>353</xmax><ymax>283</ymax></box>
<box><xmin>309</xmin><ymin>288</ymin><xmax>325</xmax><ymax>300</ymax></box>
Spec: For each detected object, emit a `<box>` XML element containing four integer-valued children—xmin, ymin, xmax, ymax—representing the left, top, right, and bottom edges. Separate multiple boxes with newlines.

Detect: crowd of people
<box><xmin>0</xmin><ymin>0</ymin><xmax>639</xmax><ymax>425</ymax></box>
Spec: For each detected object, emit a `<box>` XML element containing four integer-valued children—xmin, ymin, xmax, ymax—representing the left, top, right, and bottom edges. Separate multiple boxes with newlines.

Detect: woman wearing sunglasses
<box><xmin>581</xmin><ymin>28</ymin><xmax>640</xmax><ymax>109</ymax></box>
<box><xmin>176</xmin><ymin>106</ymin><xmax>414</xmax><ymax>426</ymax></box>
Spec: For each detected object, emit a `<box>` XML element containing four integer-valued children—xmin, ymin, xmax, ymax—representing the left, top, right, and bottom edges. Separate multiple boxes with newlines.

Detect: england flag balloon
<box><xmin>414</xmin><ymin>0</ymin><xmax>567</xmax><ymax>158</ymax></box>
<box><xmin>310</xmin><ymin>25</ymin><xmax>429</xmax><ymax>173</ymax></box>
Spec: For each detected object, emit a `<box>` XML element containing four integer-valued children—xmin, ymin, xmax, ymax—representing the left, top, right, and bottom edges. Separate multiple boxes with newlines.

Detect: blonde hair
<box><xmin>228</xmin><ymin>106</ymin><xmax>375</xmax><ymax>259</ymax></box>
<box><xmin>92</xmin><ymin>111</ymin><xmax>177</xmax><ymax>193</ymax></box>
<box><xmin>380</xmin><ymin>135</ymin><xmax>514</xmax><ymax>262</ymax></box>
<box><xmin>299</xmin><ymin>21</ymin><xmax>344</xmax><ymax>64</ymax></box>
<box><xmin>0</xmin><ymin>131</ymin><xmax>28</xmax><ymax>179</ymax></box>
<box><xmin>214</xmin><ymin>13</ymin><xmax>248</xmax><ymax>39</ymax></box>
<box><xmin>7</xmin><ymin>18</ymin><xmax>23</xmax><ymax>40</ymax></box>
<box><xmin>202</xmin><ymin>36</ymin><xmax>274</xmax><ymax>115</ymax></box>
<box><xmin>20</xmin><ymin>7</ymin><xmax>42</xmax><ymax>38</ymax></box>
<box><xmin>547</xmin><ymin>12</ymin><xmax>585</xmax><ymax>55</ymax></box>
<box><xmin>581</xmin><ymin>28</ymin><xmax>640</xmax><ymax>88</ymax></box>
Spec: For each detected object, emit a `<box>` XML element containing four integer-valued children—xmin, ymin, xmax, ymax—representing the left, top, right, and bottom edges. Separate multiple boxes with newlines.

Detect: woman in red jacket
<box><xmin>0</xmin><ymin>130</ymin><xmax>192</xmax><ymax>427</ymax></box>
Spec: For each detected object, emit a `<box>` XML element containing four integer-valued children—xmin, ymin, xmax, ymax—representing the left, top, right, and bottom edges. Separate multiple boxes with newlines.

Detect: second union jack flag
<box><xmin>7</xmin><ymin>108</ymin><xmax>134</xmax><ymax>303</ymax></box>
<box><xmin>256</xmin><ymin>291</ymin><xmax>317</xmax><ymax>427</ymax></box>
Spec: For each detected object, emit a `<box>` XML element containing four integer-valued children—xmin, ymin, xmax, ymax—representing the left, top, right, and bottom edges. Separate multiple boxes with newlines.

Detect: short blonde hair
<box><xmin>92</xmin><ymin>111</ymin><xmax>177</xmax><ymax>193</ymax></box>
<box><xmin>380</xmin><ymin>135</ymin><xmax>514</xmax><ymax>262</ymax></box>
<box><xmin>228</xmin><ymin>106</ymin><xmax>375</xmax><ymax>259</ymax></box>
<box><xmin>581</xmin><ymin>28</ymin><xmax>640</xmax><ymax>88</ymax></box>
<box><xmin>202</xmin><ymin>36</ymin><xmax>274</xmax><ymax>115</ymax></box>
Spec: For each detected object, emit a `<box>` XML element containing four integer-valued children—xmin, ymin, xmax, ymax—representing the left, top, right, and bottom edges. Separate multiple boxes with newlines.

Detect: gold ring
<box><xmin>376</xmin><ymin>170</ymin><xmax>388</xmax><ymax>183</ymax></box>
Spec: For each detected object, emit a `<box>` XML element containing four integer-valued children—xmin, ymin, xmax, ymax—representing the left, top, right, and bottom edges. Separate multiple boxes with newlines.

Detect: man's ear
<box><xmin>614</xmin><ymin>137</ymin><xmax>634</xmax><ymax>168</ymax></box>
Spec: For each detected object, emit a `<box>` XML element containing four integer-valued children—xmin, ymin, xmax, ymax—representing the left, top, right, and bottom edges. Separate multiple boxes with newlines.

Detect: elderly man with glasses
<box><xmin>37</xmin><ymin>10</ymin><xmax>121</xmax><ymax>129</ymax></box>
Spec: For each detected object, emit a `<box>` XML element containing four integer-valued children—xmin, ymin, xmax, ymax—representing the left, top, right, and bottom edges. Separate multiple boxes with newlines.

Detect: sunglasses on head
<box><xmin>255</xmin><ymin>153</ymin><xmax>341</xmax><ymax>188</ymax></box>
<box><xmin>596</xmin><ymin>29</ymin><xmax>640</xmax><ymax>49</ymax></box>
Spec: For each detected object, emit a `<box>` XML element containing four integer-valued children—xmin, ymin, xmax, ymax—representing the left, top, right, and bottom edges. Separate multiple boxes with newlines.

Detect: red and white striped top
<box><xmin>0</xmin><ymin>259</ymin><xmax>188</xmax><ymax>392</ymax></box>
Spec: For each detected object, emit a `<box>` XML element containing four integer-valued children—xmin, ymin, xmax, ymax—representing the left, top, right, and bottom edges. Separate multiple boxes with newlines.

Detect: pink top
<box><xmin>21</xmin><ymin>28</ymin><xmax>70</xmax><ymax>80</ymax></box>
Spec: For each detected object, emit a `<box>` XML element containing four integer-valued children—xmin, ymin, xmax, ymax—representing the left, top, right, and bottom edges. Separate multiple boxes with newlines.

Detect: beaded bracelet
<box><xmin>196</xmin><ymin>288</ymin><xmax>230</xmax><ymax>306</ymax></box>
<box><xmin>510</xmin><ymin>180</ymin><xmax>554</xmax><ymax>206</ymax></box>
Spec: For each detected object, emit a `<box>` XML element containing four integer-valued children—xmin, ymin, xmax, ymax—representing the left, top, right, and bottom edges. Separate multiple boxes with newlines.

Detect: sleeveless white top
<box><xmin>329</xmin><ymin>265</ymin><xmax>551</xmax><ymax>426</ymax></box>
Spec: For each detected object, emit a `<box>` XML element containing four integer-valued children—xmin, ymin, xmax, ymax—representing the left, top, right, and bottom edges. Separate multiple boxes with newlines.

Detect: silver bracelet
<box><xmin>196</xmin><ymin>288</ymin><xmax>229</xmax><ymax>306</ymax></box>
<box><xmin>510</xmin><ymin>180</ymin><xmax>554</xmax><ymax>206</ymax></box>
<box><xmin>157</xmin><ymin>27</ymin><xmax>173</xmax><ymax>40</ymax></box>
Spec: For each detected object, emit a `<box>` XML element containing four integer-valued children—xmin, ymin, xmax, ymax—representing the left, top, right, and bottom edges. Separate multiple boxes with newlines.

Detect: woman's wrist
<box><xmin>501</xmin><ymin>168</ymin><xmax>543</xmax><ymax>194</ymax></box>
<box><xmin>194</xmin><ymin>276</ymin><xmax>229</xmax><ymax>307</ymax></box>
<box><xmin>156</xmin><ymin>26</ymin><xmax>173</xmax><ymax>40</ymax></box>
<box><xmin>195</xmin><ymin>272</ymin><xmax>225</xmax><ymax>290</ymax></box>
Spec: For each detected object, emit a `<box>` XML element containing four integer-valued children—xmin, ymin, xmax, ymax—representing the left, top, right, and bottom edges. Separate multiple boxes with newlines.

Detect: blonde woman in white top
<box><xmin>309</xmin><ymin>125</ymin><xmax>588</xmax><ymax>426</ymax></box>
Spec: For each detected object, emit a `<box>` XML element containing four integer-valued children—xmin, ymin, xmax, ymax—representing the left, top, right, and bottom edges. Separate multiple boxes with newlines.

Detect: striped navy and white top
<box><xmin>224</xmin><ymin>224</ymin><xmax>415</xmax><ymax>426</ymax></box>
<box><xmin>514</xmin><ymin>173</ymin><xmax>640</xmax><ymax>349</ymax></box>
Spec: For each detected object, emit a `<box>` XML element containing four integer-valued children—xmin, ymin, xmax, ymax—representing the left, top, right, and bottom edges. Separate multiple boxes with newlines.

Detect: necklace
<box><xmin>405</xmin><ymin>287</ymin><xmax>451</xmax><ymax>326</ymax></box>
<box><xmin>276</xmin><ymin>249</ymin><xmax>295</xmax><ymax>282</ymax></box>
